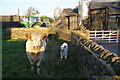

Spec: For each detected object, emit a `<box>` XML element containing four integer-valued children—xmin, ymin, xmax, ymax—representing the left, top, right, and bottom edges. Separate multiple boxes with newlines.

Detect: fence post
<box><xmin>102</xmin><ymin>30</ymin><xmax>104</xmax><ymax>43</ymax></box>
<box><xmin>86</xmin><ymin>30</ymin><xmax>90</xmax><ymax>40</ymax></box>
<box><xmin>95</xmin><ymin>30</ymin><xmax>96</xmax><ymax>42</ymax></box>
<box><xmin>109</xmin><ymin>30</ymin><xmax>111</xmax><ymax>43</ymax></box>
<box><xmin>116</xmin><ymin>29</ymin><xmax>119</xmax><ymax>43</ymax></box>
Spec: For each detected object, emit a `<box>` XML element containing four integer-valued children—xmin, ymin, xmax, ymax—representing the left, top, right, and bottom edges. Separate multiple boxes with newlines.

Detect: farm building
<box><xmin>89</xmin><ymin>2</ymin><xmax>120</xmax><ymax>30</ymax></box>
<box><xmin>56</xmin><ymin>1</ymin><xmax>120</xmax><ymax>31</ymax></box>
<box><xmin>0</xmin><ymin>15</ymin><xmax>24</xmax><ymax>28</ymax></box>
<box><xmin>56</xmin><ymin>8</ymin><xmax>78</xmax><ymax>30</ymax></box>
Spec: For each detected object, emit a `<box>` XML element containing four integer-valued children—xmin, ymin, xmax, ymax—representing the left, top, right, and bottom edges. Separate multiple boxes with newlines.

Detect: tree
<box><xmin>47</xmin><ymin>17</ymin><xmax>54</xmax><ymax>23</ymax></box>
<box><xmin>26</xmin><ymin>7</ymin><xmax>40</xmax><ymax>17</ymax></box>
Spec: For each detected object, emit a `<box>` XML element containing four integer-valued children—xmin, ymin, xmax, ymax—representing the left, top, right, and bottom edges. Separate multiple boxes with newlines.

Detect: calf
<box><xmin>25</xmin><ymin>32</ymin><xmax>47</xmax><ymax>74</ymax></box>
<box><xmin>60</xmin><ymin>42</ymin><xmax>68</xmax><ymax>60</ymax></box>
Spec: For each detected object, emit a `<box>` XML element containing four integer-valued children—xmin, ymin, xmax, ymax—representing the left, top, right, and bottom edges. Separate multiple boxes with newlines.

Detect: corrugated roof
<box><xmin>89</xmin><ymin>2</ymin><xmax>117</xmax><ymax>9</ymax></box>
<box><xmin>62</xmin><ymin>8</ymin><xmax>73</xmax><ymax>14</ymax></box>
<box><xmin>62</xmin><ymin>8</ymin><xmax>77</xmax><ymax>16</ymax></box>
<box><xmin>61</xmin><ymin>2</ymin><xmax>119</xmax><ymax>17</ymax></box>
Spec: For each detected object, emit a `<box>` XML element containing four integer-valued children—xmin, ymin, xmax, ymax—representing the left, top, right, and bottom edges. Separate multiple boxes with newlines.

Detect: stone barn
<box><xmin>89</xmin><ymin>2</ymin><xmax>120</xmax><ymax>30</ymax></box>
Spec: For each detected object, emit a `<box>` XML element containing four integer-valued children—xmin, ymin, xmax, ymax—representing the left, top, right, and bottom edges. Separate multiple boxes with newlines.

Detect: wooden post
<box><xmin>105</xmin><ymin>8</ymin><xmax>109</xmax><ymax>30</ymax></box>
<box><xmin>95</xmin><ymin>30</ymin><xmax>96</xmax><ymax>42</ymax></box>
<box><xmin>116</xmin><ymin>29</ymin><xmax>119</xmax><ymax>43</ymax></box>
<box><xmin>102</xmin><ymin>30</ymin><xmax>104</xmax><ymax>43</ymax></box>
<box><xmin>86</xmin><ymin>30</ymin><xmax>90</xmax><ymax>40</ymax></box>
<box><xmin>109</xmin><ymin>30</ymin><xmax>111</xmax><ymax>43</ymax></box>
<box><xmin>72</xmin><ymin>16</ymin><xmax>74</xmax><ymax>30</ymax></box>
<box><xmin>18</xmin><ymin>8</ymin><xmax>20</xmax><ymax>22</ymax></box>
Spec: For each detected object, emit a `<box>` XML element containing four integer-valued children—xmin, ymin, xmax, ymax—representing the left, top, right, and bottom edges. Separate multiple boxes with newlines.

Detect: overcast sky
<box><xmin>0</xmin><ymin>0</ymin><xmax>119</xmax><ymax>18</ymax></box>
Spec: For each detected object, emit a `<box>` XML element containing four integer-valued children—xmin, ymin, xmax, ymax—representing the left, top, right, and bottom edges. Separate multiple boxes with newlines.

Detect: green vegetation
<box><xmin>2</xmin><ymin>29</ymin><xmax>81</xmax><ymax>78</ymax></box>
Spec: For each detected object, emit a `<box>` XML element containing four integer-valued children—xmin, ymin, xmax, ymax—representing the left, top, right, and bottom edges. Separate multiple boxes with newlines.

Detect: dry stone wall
<box><xmin>55</xmin><ymin>28</ymin><xmax>120</xmax><ymax>76</ymax></box>
<box><xmin>71</xmin><ymin>32</ymin><xmax>120</xmax><ymax>75</ymax></box>
<box><xmin>7</xmin><ymin>27</ymin><xmax>51</xmax><ymax>39</ymax></box>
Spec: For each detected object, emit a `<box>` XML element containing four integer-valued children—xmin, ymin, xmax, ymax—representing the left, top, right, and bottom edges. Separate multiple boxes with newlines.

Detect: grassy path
<box><xmin>2</xmin><ymin>37</ymin><xmax>81</xmax><ymax>78</ymax></box>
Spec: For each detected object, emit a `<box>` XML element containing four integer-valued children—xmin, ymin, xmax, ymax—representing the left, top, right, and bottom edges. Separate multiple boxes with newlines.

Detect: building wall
<box><xmin>69</xmin><ymin>16</ymin><xmax>78</xmax><ymax>30</ymax></box>
<box><xmin>0</xmin><ymin>16</ymin><xmax>24</xmax><ymax>22</ymax></box>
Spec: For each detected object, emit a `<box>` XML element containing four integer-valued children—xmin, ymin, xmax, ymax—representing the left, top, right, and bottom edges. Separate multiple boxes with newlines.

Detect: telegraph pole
<box><xmin>18</xmin><ymin>8</ymin><xmax>20</xmax><ymax>22</ymax></box>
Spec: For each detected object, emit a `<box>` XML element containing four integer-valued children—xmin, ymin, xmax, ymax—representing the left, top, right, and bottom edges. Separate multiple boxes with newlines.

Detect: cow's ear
<box><xmin>26</xmin><ymin>34</ymin><xmax>31</xmax><ymax>40</ymax></box>
<box><xmin>42</xmin><ymin>33</ymin><xmax>47</xmax><ymax>40</ymax></box>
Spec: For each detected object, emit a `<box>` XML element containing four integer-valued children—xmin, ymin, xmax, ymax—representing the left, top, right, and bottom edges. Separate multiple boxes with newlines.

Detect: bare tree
<box><xmin>26</xmin><ymin>7</ymin><xmax>40</xmax><ymax>17</ymax></box>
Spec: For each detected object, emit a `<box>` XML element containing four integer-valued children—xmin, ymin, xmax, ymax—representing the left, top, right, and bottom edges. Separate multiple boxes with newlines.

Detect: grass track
<box><xmin>2</xmin><ymin>35</ymin><xmax>82</xmax><ymax>78</ymax></box>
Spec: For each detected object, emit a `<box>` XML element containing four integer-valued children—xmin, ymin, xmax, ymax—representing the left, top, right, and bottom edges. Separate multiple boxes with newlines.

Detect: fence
<box><xmin>90</xmin><ymin>30</ymin><xmax>120</xmax><ymax>43</ymax></box>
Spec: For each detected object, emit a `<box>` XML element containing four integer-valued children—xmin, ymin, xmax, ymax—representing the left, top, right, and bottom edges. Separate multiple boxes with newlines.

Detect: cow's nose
<box><xmin>61</xmin><ymin>50</ymin><xmax>64</xmax><ymax>52</ymax></box>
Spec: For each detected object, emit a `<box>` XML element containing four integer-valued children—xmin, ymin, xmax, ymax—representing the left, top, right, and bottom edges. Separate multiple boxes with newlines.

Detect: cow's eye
<box><xmin>30</xmin><ymin>39</ymin><xmax>33</xmax><ymax>41</ymax></box>
<box><xmin>64</xmin><ymin>46</ymin><xmax>66</xmax><ymax>48</ymax></box>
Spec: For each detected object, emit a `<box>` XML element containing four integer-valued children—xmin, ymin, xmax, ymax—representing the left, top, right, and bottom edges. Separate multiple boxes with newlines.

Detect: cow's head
<box><xmin>26</xmin><ymin>33</ymin><xmax>47</xmax><ymax>50</ymax></box>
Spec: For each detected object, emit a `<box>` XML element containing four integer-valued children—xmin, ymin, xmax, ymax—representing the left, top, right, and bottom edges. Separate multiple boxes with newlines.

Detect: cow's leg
<box><xmin>26</xmin><ymin>52</ymin><xmax>34</xmax><ymax>71</ymax></box>
<box><xmin>37</xmin><ymin>51</ymin><xmax>44</xmax><ymax>74</ymax></box>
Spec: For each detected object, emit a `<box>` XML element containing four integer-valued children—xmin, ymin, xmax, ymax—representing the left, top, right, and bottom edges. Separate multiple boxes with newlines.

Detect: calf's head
<box><xmin>26</xmin><ymin>33</ymin><xmax>47</xmax><ymax>50</ymax></box>
<box><xmin>61</xmin><ymin>45</ymin><xmax>66</xmax><ymax>52</ymax></box>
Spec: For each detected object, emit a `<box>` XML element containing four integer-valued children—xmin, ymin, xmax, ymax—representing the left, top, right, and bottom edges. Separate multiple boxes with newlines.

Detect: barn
<box><xmin>56</xmin><ymin>1</ymin><xmax>120</xmax><ymax>31</ymax></box>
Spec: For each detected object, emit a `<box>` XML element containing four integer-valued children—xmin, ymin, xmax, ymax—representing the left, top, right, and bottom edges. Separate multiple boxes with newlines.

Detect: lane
<box><xmin>98</xmin><ymin>43</ymin><xmax>120</xmax><ymax>56</ymax></box>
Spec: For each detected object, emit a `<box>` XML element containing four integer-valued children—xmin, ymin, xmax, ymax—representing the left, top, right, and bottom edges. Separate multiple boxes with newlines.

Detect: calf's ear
<box><xmin>42</xmin><ymin>33</ymin><xmax>47</xmax><ymax>40</ymax></box>
<box><xmin>26</xmin><ymin>34</ymin><xmax>31</xmax><ymax>40</ymax></box>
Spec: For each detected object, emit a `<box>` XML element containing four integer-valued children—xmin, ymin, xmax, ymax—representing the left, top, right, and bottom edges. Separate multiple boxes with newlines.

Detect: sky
<box><xmin>0</xmin><ymin>0</ymin><xmax>119</xmax><ymax>18</ymax></box>
<box><xmin>0</xmin><ymin>0</ymin><xmax>79</xmax><ymax>18</ymax></box>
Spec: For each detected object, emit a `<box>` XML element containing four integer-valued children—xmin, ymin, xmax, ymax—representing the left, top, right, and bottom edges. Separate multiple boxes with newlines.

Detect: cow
<box><xmin>25</xmin><ymin>32</ymin><xmax>47</xmax><ymax>74</ymax></box>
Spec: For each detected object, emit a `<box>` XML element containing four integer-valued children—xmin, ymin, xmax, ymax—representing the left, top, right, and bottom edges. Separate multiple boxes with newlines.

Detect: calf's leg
<box><xmin>65</xmin><ymin>52</ymin><xmax>68</xmax><ymax>59</ymax></box>
<box><xmin>60</xmin><ymin>51</ymin><xmax>63</xmax><ymax>60</ymax></box>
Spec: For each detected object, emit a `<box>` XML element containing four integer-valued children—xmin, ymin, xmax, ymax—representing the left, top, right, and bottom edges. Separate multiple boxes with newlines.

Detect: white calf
<box><xmin>60</xmin><ymin>42</ymin><xmax>68</xmax><ymax>60</ymax></box>
<box><xmin>25</xmin><ymin>32</ymin><xmax>47</xmax><ymax>74</ymax></box>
